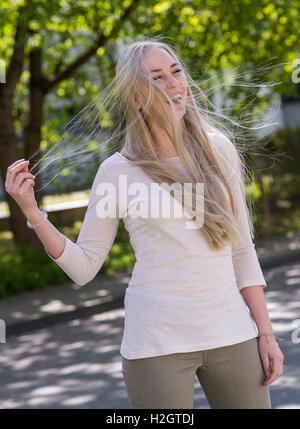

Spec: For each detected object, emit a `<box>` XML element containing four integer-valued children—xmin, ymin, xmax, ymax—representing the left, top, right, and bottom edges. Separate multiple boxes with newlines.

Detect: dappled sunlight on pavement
<box><xmin>0</xmin><ymin>308</ymin><xmax>129</xmax><ymax>409</ymax></box>
<box><xmin>261</xmin><ymin>262</ymin><xmax>300</xmax><ymax>408</ymax></box>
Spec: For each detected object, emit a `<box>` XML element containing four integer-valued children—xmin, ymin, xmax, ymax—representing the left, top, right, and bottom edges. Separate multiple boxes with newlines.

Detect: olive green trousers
<box><xmin>122</xmin><ymin>337</ymin><xmax>272</xmax><ymax>409</ymax></box>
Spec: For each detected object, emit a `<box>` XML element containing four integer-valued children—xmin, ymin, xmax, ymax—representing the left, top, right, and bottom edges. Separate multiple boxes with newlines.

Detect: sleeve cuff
<box><xmin>238</xmin><ymin>280</ymin><xmax>267</xmax><ymax>292</ymax></box>
<box><xmin>44</xmin><ymin>236</ymin><xmax>71</xmax><ymax>263</ymax></box>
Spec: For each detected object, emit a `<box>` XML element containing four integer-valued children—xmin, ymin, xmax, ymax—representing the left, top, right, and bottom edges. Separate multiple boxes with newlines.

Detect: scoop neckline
<box><xmin>116</xmin><ymin>152</ymin><xmax>180</xmax><ymax>161</ymax></box>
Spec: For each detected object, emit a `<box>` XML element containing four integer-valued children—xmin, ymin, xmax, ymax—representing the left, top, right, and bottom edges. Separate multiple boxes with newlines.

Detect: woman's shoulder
<box><xmin>207</xmin><ymin>129</ymin><xmax>232</xmax><ymax>148</ymax></box>
<box><xmin>207</xmin><ymin>130</ymin><xmax>238</xmax><ymax>160</ymax></box>
<box><xmin>93</xmin><ymin>151</ymin><xmax>136</xmax><ymax>184</ymax></box>
<box><xmin>98</xmin><ymin>151</ymin><xmax>131</xmax><ymax>173</ymax></box>
<box><xmin>100</xmin><ymin>152</ymin><xmax>128</xmax><ymax>168</ymax></box>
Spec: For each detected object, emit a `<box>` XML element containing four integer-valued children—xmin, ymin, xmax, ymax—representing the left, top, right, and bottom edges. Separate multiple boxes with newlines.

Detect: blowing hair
<box><xmin>30</xmin><ymin>35</ymin><xmax>282</xmax><ymax>251</ymax></box>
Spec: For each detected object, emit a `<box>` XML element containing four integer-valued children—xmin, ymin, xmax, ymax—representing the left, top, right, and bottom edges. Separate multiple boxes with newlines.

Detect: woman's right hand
<box><xmin>5</xmin><ymin>159</ymin><xmax>38</xmax><ymax>214</ymax></box>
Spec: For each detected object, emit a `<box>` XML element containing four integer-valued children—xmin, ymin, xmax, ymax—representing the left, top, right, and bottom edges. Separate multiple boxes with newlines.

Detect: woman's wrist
<box><xmin>258</xmin><ymin>332</ymin><xmax>284</xmax><ymax>343</ymax></box>
<box><xmin>23</xmin><ymin>205</ymin><xmax>43</xmax><ymax>224</ymax></box>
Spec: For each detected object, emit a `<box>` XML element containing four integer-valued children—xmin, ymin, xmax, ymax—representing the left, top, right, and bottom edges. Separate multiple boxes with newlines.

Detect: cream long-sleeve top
<box><xmin>45</xmin><ymin>131</ymin><xmax>267</xmax><ymax>359</ymax></box>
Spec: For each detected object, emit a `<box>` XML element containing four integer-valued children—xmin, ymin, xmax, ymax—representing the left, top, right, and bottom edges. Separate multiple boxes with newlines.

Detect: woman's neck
<box><xmin>149</xmin><ymin>121</ymin><xmax>178</xmax><ymax>159</ymax></box>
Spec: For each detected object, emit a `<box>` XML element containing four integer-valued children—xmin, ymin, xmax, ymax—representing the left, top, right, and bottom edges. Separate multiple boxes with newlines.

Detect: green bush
<box><xmin>0</xmin><ymin>241</ymin><xmax>70</xmax><ymax>298</ymax></box>
<box><xmin>261</xmin><ymin>125</ymin><xmax>300</xmax><ymax>176</ymax></box>
<box><xmin>248</xmin><ymin>126</ymin><xmax>300</xmax><ymax>237</ymax></box>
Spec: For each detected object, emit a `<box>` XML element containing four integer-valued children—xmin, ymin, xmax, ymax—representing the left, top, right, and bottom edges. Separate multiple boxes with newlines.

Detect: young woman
<box><xmin>5</xmin><ymin>39</ymin><xmax>285</xmax><ymax>409</ymax></box>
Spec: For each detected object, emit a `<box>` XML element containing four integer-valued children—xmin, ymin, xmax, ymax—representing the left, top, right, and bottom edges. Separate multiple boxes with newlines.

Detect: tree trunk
<box><xmin>0</xmin><ymin>100</ymin><xmax>40</xmax><ymax>245</ymax></box>
<box><xmin>0</xmin><ymin>20</ymin><xmax>40</xmax><ymax>245</ymax></box>
<box><xmin>24</xmin><ymin>48</ymin><xmax>46</xmax><ymax>208</ymax></box>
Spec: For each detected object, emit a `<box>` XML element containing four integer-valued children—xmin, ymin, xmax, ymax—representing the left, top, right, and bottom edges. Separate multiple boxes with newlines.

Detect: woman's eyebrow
<box><xmin>150</xmin><ymin>62</ymin><xmax>179</xmax><ymax>73</ymax></box>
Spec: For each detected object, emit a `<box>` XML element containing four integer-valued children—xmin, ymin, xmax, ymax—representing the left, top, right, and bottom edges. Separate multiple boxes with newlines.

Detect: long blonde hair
<box><xmin>114</xmin><ymin>38</ymin><xmax>254</xmax><ymax>251</ymax></box>
<box><xmin>32</xmin><ymin>36</ymin><xmax>279</xmax><ymax>251</ymax></box>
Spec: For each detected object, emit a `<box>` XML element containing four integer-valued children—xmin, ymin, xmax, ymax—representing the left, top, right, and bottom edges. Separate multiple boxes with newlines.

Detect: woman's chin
<box><xmin>176</xmin><ymin>105</ymin><xmax>186</xmax><ymax>118</ymax></box>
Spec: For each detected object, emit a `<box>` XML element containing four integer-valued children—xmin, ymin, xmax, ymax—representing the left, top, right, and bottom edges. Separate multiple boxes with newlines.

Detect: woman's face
<box><xmin>138</xmin><ymin>47</ymin><xmax>188</xmax><ymax>119</ymax></box>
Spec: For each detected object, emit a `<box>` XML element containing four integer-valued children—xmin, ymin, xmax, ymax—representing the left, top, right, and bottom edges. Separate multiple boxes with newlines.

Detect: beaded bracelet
<box><xmin>26</xmin><ymin>210</ymin><xmax>48</xmax><ymax>229</ymax></box>
<box><xmin>258</xmin><ymin>332</ymin><xmax>284</xmax><ymax>343</ymax></box>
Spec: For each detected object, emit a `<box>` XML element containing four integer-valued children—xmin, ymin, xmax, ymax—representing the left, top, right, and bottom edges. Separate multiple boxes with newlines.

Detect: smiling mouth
<box><xmin>166</xmin><ymin>94</ymin><xmax>183</xmax><ymax>105</ymax></box>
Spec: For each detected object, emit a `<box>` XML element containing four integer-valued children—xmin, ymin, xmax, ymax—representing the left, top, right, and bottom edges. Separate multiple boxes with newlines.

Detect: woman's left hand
<box><xmin>258</xmin><ymin>335</ymin><xmax>285</xmax><ymax>386</ymax></box>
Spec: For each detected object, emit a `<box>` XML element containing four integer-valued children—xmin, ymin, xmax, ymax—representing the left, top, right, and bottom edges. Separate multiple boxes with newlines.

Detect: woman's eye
<box><xmin>153</xmin><ymin>69</ymin><xmax>182</xmax><ymax>81</ymax></box>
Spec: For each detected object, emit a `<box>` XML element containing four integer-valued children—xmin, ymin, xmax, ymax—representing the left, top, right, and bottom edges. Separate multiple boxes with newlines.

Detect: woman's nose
<box><xmin>165</xmin><ymin>74</ymin><xmax>178</xmax><ymax>86</ymax></box>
